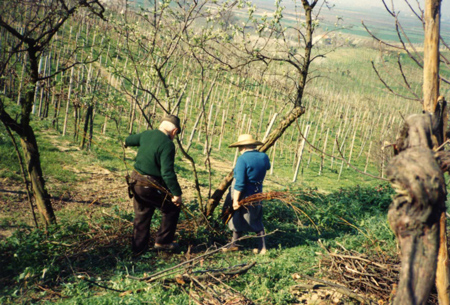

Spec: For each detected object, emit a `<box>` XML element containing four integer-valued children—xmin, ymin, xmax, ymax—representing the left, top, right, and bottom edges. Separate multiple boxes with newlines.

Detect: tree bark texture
<box><xmin>436</xmin><ymin>211</ymin><xmax>450</xmax><ymax>305</ymax></box>
<box><xmin>387</xmin><ymin>114</ymin><xmax>446</xmax><ymax>304</ymax></box>
<box><xmin>423</xmin><ymin>0</ymin><xmax>441</xmax><ymax>112</ymax></box>
<box><xmin>19</xmin><ymin>127</ymin><xmax>56</xmax><ymax>226</ymax></box>
<box><xmin>205</xmin><ymin>106</ymin><xmax>305</xmax><ymax>216</ymax></box>
<box><xmin>0</xmin><ymin>50</ymin><xmax>56</xmax><ymax>227</ymax></box>
<box><xmin>423</xmin><ymin>0</ymin><xmax>450</xmax><ymax>302</ymax></box>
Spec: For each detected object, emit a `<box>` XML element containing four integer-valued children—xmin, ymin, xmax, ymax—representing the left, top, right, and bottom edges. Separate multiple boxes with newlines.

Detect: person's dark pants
<box><xmin>131</xmin><ymin>173</ymin><xmax>180</xmax><ymax>254</ymax></box>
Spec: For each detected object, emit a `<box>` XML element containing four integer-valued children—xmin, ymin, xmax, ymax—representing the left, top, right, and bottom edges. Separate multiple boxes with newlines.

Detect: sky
<box><xmin>253</xmin><ymin>0</ymin><xmax>450</xmax><ymax>22</ymax></box>
<box><xmin>332</xmin><ymin>0</ymin><xmax>449</xmax><ymax>19</ymax></box>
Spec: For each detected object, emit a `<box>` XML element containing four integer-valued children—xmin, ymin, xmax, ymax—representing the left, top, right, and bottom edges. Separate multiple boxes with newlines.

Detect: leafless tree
<box><xmin>0</xmin><ymin>0</ymin><xmax>105</xmax><ymax>227</ymax></box>
<box><xmin>364</xmin><ymin>0</ymin><xmax>450</xmax><ymax>303</ymax></box>
<box><xmin>198</xmin><ymin>0</ymin><xmax>340</xmax><ymax>216</ymax></box>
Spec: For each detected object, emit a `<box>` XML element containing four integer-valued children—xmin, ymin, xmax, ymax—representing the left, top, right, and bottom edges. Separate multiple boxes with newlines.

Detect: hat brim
<box><xmin>229</xmin><ymin>140</ymin><xmax>264</xmax><ymax>147</ymax></box>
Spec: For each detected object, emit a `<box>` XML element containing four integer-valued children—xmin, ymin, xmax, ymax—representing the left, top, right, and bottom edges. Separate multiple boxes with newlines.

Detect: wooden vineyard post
<box><xmin>263</xmin><ymin>113</ymin><xmax>278</xmax><ymax>141</ymax></box>
<box><xmin>293</xmin><ymin>125</ymin><xmax>310</xmax><ymax>182</ymax></box>
<box><xmin>233</xmin><ymin>114</ymin><xmax>246</xmax><ymax>167</ymax></box>
<box><xmin>270</xmin><ymin>142</ymin><xmax>276</xmax><ymax>175</ymax></box>
<box><xmin>186</xmin><ymin>110</ymin><xmax>203</xmax><ymax>153</ymax></box>
<box><xmin>17</xmin><ymin>53</ymin><xmax>27</xmax><ymax>105</ymax></box>
<box><xmin>338</xmin><ymin>145</ymin><xmax>345</xmax><ymax>181</ymax></box>
<box><xmin>218</xmin><ymin>109</ymin><xmax>226</xmax><ymax>150</ymax></box>
<box><xmin>306</xmin><ymin>119</ymin><xmax>320</xmax><ymax>168</ymax></box>
<box><xmin>319</xmin><ymin>128</ymin><xmax>329</xmax><ymax>175</ymax></box>
<box><xmin>347</xmin><ymin>129</ymin><xmax>357</xmax><ymax>168</ymax></box>
<box><xmin>203</xmin><ymin>104</ymin><xmax>214</xmax><ymax>155</ymax></box>
<box><xmin>331</xmin><ymin>122</ymin><xmax>342</xmax><ymax>169</ymax></box>
<box><xmin>62</xmin><ymin>64</ymin><xmax>75</xmax><ymax>136</ymax></box>
<box><xmin>32</xmin><ymin>57</ymin><xmax>43</xmax><ymax>114</ymax></box>
<box><xmin>364</xmin><ymin>141</ymin><xmax>372</xmax><ymax>173</ymax></box>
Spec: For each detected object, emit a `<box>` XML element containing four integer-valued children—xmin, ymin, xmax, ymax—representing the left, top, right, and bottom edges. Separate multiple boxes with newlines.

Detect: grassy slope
<box><xmin>1</xmin><ymin>3</ymin><xmax>449</xmax><ymax>304</ymax></box>
<box><xmin>0</xmin><ymin>45</ymin><xmax>401</xmax><ymax>304</ymax></box>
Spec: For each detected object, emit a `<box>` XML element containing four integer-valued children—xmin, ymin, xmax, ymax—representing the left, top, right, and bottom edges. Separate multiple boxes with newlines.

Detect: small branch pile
<box><xmin>318</xmin><ymin>244</ymin><xmax>438</xmax><ymax>303</ymax></box>
<box><xmin>125</xmin><ymin>246</ymin><xmax>258</xmax><ymax>303</ymax></box>
<box><xmin>318</xmin><ymin>244</ymin><xmax>399</xmax><ymax>301</ymax></box>
<box><xmin>185</xmin><ymin>281</ymin><xmax>255</xmax><ymax>305</ymax></box>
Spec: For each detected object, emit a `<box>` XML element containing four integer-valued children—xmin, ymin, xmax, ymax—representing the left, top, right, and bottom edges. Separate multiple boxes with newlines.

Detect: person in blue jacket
<box><xmin>224</xmin><ymin>134</ymin><xmax>271</xmax><ymax>254</ymax></box>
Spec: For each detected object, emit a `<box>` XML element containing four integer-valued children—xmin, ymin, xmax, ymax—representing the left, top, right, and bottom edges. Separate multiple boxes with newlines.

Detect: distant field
<box><xmin>247</xmin><ymin>0</ymin><xmax>450</xmax><ymax>44</ymax></box>
<box><xmin>1</xmin><ymin>2</ymin><xmax>449</xmax><ymax>304</ymax></box>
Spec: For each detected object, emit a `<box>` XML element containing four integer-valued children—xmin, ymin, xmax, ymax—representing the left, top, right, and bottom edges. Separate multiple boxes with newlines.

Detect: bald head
<box><xmin>159</xmin><ymin>120</ymin><xmax>177</xmax><ymax>133</ymax></box>
<box><xmin>159</xmin><ymin>120</ymin><xmax>179</xmax><ymax>140</ymax></box>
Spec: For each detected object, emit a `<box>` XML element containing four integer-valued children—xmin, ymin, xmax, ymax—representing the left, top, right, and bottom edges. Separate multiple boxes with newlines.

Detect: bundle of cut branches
<box><xmin>318</xmin><ymin>243</ymin><xmax>399</xmax><ymax>301</ymax></box>
<box><xmin>318</xmin><ymin>243</ymin><xmax>438</xmax><ymax>303</ymax></box>
<box><xmin>239</xmin><ymin>191</ymin><xmax>292</xmax><ymax>206</ymax></box>
<box><xmin>221</xmin><ymin>191</ymin><xmax>294</xmax><ymax>224</ymax></box>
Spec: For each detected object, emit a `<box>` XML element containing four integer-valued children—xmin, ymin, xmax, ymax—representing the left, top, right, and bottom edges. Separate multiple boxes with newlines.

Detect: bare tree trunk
<box><xmin>2</xmin><ymin>121</ymin><xmax>38</xmax><ymax>228</ymax></box>
<box><xmin>1</xmin><ymin>91</ymin><xmax>57</xmax><ymax>227</ymax></box>
<box><xmin>0</xmin><ymin>0</ymin><xmax>105</xmax><ymax>229</ymax></box>
<box><xmin>422</xmin><ymin>1</ymin><xmax>450</xmax><ymax>303</ymax></box>
<box><xmin>20</xmin><ymin>125</ymin><xmax>56</xmax><ymax>227</ymax></box>
<box><xmin>423</xmin><ymin>0</ymin><xmax>441</xmax><ymax>114</ymax></box>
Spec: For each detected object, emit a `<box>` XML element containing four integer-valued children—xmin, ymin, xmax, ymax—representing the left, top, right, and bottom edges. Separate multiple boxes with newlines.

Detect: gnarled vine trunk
<box><xmin>387</xmin><ymin>113</ymin><xmax>447</xmax><ymax>304</ymax></box>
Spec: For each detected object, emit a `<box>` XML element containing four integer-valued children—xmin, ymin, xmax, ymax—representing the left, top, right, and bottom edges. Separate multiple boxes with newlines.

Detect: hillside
<box><xmin>1</xmin><ymin>0</ymin><xmax>449</xmax><ymax>304</ymax></box>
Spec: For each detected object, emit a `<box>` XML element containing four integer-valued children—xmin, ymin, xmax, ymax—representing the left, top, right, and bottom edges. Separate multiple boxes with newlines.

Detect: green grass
<box><xmin>0</xmin><ymin>185</ymin><xmax>395</xmax><ymax>304</ymax></box>
<box><xmin>1</xmin><ymin>2</ymin><xmax>449</xmax><ymax>303</ymax></box>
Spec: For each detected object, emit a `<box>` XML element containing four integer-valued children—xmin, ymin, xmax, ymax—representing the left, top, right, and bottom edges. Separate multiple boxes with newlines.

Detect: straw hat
<box><xmin>229</xmin><ymin>134</ymin><xmax>263</xmax><ymax>147</ymax></box>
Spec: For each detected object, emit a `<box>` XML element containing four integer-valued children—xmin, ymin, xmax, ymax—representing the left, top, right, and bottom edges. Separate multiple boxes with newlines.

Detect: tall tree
<box><xmin>113</xmin><ymin>0</ymin><xmax>235</xmax><ymax>213</ymax></box>
<box><xmin>201</xmin><ymin>0</ymin><xmax>333</xmax><ymax>216</ymax></box>
<box><xmin>365</xmin><ymin>0</ymin><xmax>450</xmax><ymax>303</ymax></box>
<box><xmin>0</xmin><ymin>0</ymin><xmax>105</xmax><ymax>227</ymax></box>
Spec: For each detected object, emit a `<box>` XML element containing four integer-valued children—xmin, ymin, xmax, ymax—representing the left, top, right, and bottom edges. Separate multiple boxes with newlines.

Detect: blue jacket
<box><xmin>234</xmin><ymin>150</ymin><xmax>271</xmax><ymax>198</ymax></box>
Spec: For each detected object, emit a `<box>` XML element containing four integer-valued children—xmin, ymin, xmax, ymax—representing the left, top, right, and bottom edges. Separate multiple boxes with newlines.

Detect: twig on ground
<box><xmin>128</xmin><ymin>231</ymin><xmax>277</xmax><ymax>282</ymax></box>
<box><xmin>293</xmin><ymin>274</ymin><xmax>378</xmax><ymax>305</ymax></box>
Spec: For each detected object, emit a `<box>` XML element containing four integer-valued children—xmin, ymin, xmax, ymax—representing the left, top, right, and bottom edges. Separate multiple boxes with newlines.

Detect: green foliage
<box><xmin>307</xmin><ymin>184</ymin><xmax>393</xmax><ymax>231</ymax></box>
<box><xmin>2</xmin><ymin>0</ymin><xmax>443</xmax><ymax>303</ymax></box>
<box><xmin>0</xmin><ymin>185</ymin><xmax>397</xmax><ymax>304</ymax></box>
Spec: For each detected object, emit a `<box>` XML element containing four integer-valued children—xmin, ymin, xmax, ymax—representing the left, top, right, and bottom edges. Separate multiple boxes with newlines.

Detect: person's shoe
<box><xmin>253</xmin><ymin>248</ymin><xmax>267</xmax><ymax>255</ymax></box>
<box><xmin>222</xmin><ymin>244</ymin><xmax>239</xmax><ymax>252</ymax></box>
<box><xmin>154</xmin><ymin>242</ymin><xmax>179</xmax><ymax>252</ymax></box>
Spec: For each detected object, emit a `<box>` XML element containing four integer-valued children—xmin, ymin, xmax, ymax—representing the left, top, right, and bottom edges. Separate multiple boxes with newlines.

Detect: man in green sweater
<box><xmin>125</xmin><ymin>115</ymin><xmax>183</xmax><ymax>254</ymax></box>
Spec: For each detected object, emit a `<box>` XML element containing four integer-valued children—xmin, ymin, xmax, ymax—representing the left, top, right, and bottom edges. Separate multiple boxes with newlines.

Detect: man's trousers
<box><xmin>130</xmin><ymin>172</ymin><xmax>180</xmax><ymax>254</ymax></box>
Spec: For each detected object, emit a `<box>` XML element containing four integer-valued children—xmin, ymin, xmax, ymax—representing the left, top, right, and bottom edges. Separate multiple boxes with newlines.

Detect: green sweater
<box><xmin>125</xmin><ymin>129</ymin><xmax>182</xmax><ymax>196</ymax></box>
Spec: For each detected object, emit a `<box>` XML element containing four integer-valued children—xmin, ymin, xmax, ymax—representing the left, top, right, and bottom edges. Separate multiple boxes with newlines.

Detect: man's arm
<box><xmin>160</xmin><ymin>143</ymin><xmax>182</xmax><ymax>197</ymax></box>
<box><xmin>125</xmin><ymin>133</ymin><xmax>141</xmax><ymax>147</ymax></box>
<box><xmin>233</xmin><ymin>190</ymin><xmax>242</xmax><ymax>210</ymax></box>
<box><xmin>233</xmin><ymin>158</ymin><xmax>246</xmax><ymax>210</ymax></box>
